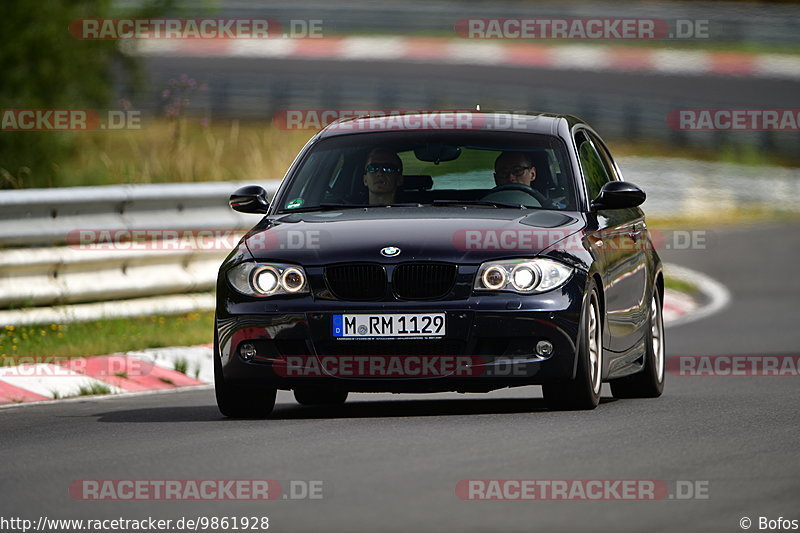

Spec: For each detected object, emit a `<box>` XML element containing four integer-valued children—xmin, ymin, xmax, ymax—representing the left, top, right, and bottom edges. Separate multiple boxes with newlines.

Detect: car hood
<box><xmin>244</xmin><ymin>208</ymin><xmax>586</xmax><ymax>265</ymax></box>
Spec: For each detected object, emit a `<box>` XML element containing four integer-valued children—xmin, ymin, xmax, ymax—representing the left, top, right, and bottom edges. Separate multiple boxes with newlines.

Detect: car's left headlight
<box><xmin>474</xmin><ymin>258</ymin><xmax>573</xmax><ymax>294</ymax></box>
<box><xmin>227</xmin><ymin>262</ymin><xmax>309</xmax><ymax>297</ymax></box>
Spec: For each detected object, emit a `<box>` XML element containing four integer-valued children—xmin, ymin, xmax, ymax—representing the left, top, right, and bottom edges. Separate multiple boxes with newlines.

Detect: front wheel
<box><xmin>542</xmin><ymin>281</ymin><xmax>603</xmax><ymax>410</ymax></box>
<box><xmin>610</xmin><ymin>290</ymin><xmax>666</xmax><ymax>398</ymax></box>
<box><xmin>214</xmin><ymin>352</ymin><xmax>277</xmax><ymax>418</ymax></box>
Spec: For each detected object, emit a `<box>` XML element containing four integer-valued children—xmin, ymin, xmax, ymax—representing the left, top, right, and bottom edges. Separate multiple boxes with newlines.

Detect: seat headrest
<box><xmin>528</xmin><ymin>152</ymin><xmax>554</xmax><ymax>187</ymax></box>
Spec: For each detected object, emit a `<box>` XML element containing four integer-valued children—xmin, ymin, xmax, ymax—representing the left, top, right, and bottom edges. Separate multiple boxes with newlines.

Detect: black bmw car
<box><xmin>214</xmin><ymin>112</ymin><xmax>665</xmax><ymax>417</ymax></box>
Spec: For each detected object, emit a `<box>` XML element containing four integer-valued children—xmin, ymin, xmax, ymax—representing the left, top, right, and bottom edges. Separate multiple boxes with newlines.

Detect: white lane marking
<box><xmin>340</xmin><ymin>37</ymin><xmax>407</xmax><ymax>60</ymax></box>
<box><xmin>663</xmin><ymin>263</ymin><xmax>731</xmax><ymax>328</ymax></box>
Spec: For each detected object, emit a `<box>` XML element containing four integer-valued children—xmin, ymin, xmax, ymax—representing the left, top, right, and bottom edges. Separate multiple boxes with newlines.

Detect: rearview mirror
<box><xmin>414</xmin><ymin>143</ymin><xmax>461</xmax><ymax>164</ymax></box>
<box><xmin>230</xmin><ymin>185</ymin><xmax>269</xmax><ymax>214</ymax></box>
<box><xmin>590</xmin><ymin>181</ymin><xmax>645</xmax><ymax>210</ymax></box>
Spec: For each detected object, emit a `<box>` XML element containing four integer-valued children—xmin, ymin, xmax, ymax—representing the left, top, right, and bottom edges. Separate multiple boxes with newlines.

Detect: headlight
<box><xmin>227</xmin><ymin>262</ymin><xmax>309</xmax><ymax>297</ymax></box>
<box><xmin>474</xmin><ymin>258</ymin><xmax>573</xmax><ymax>294</ymax></box>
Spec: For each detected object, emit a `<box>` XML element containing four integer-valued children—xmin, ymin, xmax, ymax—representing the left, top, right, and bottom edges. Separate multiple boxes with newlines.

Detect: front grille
<box><xmin>325</xmin><ymin>263</ymin><xmax>386</xmax><ymax>300</ymax></box>
<box><xmin>319</xmin><ymin>340</ymin><xmax>464</xmax><ymax>356</ymax></box>
<box><xmin>393</xmin><ymin>263</ymin><xmax>457</xmax><ymax>300</ymax></box>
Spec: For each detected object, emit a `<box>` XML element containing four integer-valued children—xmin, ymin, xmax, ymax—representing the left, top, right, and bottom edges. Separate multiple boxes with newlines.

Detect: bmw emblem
<box><xmin>380</xmin><ymin>246</ymin><xmax>401</xmax><ymax>257</ymax></box>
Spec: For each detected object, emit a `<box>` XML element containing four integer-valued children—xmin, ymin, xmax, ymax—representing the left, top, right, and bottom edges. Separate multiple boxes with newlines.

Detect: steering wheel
<box><xmin>481</xmin><ymin>183</ymin><xmax>553</xmax><ymax>208</ymax></box>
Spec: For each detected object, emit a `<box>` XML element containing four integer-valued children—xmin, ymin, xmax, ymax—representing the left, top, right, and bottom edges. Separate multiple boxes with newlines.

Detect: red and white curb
<box><xmin>132</xmin><ymin>37</ymin><xmax>800</xmax><ymax>80</ymax></box>
<box><xmin>0</xmin><ymin>264</ymin><xmax>727</xmax><ymax>407</ymax></box>
<box><xmin>0</xmin><ymin>347</ymin><xmax>212</xmax><ymax>406</ymax></box>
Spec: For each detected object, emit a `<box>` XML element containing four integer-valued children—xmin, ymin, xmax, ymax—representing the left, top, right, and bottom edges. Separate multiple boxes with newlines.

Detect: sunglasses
<box><xmin>365</xmin><ymin>163</ymin><xmax>401</xmax><ymax>175</ymax></box>
<box><xmin>497</xmin><ymin>166</ymin><xmax>532</xmax><ymax>177</ymax></box>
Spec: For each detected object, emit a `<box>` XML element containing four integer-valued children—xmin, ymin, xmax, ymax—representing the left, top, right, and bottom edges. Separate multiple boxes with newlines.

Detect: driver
<box><xmin>493</xmin><ymin>151</ymin><xmax>536</xmax><ymax>187</ymax></box>
<box><xmin>363</xmin><ymin>148</ymin><xmax>404</xmax><ymax>204</ymax></box>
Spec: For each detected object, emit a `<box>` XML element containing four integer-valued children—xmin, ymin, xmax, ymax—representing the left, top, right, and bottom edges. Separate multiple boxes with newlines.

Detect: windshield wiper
<box><xmin>430</xmin><ymin>200</ymin><xmax>527</xmax><ymax>209</ymax></box>
<box><xmin>278</xmin><ymin>202</ymin><xmax>422</xmax><ymax>213</ymax></box>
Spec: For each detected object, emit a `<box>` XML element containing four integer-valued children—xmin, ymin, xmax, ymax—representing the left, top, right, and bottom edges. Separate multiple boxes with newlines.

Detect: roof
<box><xmin>315</xmin><ymin>111</ymin><xmax>584</xmax><ymax>139</ymax></box>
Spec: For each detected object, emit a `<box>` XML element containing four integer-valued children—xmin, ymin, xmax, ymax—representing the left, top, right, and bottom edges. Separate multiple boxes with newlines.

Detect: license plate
<box><xmin>332</xmin><ymin>313</ymin><xmax>446</xmax><ymax>338</ymax></box>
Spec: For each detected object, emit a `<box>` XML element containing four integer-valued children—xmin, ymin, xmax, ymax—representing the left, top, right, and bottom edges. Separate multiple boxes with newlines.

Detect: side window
<box><xmin>587</xmin><ymin>132</ymin><xmax>621</xmax><ymax>182</ymax></box>
<box><xmin>575</xmin><ymin>131</ymin><xmax>610</xmax><ymax>202</ymax></box>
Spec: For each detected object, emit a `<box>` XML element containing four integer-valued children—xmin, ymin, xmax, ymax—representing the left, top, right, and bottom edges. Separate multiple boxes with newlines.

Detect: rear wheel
<box><xmin>542</xmin><ymin>282</ymin><xmax>603</xmax><ymax>410</ymax></box>
<box><xmin>214</xmin><ymin>351</ymin><xmax>276</xmax><ymax>418</ymax></box>
<box><xmin>610</xmin><ymin>290</ymin><xmax>665</xmax><ymax>398</ymax></box>
<box><xmin>294</xmin><ymin>387</ymin><xmax>349</xmax><ymax>406</ymax></box>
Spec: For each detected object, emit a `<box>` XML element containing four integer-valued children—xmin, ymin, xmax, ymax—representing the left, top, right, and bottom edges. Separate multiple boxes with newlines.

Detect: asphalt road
<box><xmin>1</xmin><ymin>223</ymin><xmax>798</xmax><ymax>532</ymax></box>
<box><xmin>141</xmin><ymin>56</ymin><xmax>800</xmax><ymax>126</ymax></box>
<box><xmin>145</xmin><ymin>56</ymin><xmax>800</xmax><ymax>107</ymax></box>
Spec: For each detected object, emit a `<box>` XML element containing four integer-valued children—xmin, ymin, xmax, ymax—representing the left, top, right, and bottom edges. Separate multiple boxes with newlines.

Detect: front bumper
<box><xmin>216</xmin><ymin>274</ymin><xmax>586</xmax><ymax>393</ymax></box>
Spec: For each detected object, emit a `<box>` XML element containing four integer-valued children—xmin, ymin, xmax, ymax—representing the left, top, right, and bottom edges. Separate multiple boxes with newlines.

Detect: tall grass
<box><xmin>15</xmin><ymin>119</ymin><xmax>798</xmax><ymax>189</ymax></box>
<box><xmin>28</xmin><ymin>120</ymin><xmax>314</xmax><ymax>189</ymax></box>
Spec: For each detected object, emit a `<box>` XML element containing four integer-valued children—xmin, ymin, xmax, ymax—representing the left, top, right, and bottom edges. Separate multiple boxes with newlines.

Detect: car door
<box><xmin>575</xmin><ymin>129</ymin><xmax>648</xmax><ymax>354</ymax></box>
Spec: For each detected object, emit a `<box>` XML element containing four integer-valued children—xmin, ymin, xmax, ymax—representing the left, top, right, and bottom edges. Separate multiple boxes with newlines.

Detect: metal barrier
<box><xmin>0</xmin><ymin>180</ymin><xmax>280</xmax><ymax>325</ymax></box>
<box><xmin>1</xmin><ymin>158</ymin><xmax>798</xmax><ymax>325</ymax></box>
<box><xmin>0</xmin><ymin>181</ymin><xmax>279</xmax><ymax>246</ymax></box>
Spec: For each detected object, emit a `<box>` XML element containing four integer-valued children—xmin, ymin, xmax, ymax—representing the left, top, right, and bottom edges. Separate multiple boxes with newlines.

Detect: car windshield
<box><xmin>275</xmin><ymin>131</ymin><xmax>577</xmax><ymax>213</ymax></box>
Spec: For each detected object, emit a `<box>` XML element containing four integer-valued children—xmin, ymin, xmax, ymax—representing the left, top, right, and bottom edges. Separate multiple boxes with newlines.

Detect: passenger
<box><xmin>493</xmin><ymin>151</ymin><xmax>536</xmax><ymax>187</ymax></box>
<box><xmin>363</xmin><ymin>148</ymin><xmax>404</xmax><ymax>204</ymax></box>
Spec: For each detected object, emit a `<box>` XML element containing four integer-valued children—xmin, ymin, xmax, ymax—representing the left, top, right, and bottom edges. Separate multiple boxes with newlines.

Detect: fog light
<box><xmin>536</xmin><ymin>340</ymin><xmax>554</xmax><ymax>357</ymax></box>
<box><xmin>240</xmin><ymin>342</ymin><xmax>257</xmax><ymax>361</ymax></box>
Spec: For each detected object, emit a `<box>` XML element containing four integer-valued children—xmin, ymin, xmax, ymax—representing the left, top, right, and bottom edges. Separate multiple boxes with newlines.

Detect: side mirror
<box><xmin>591</xmin><ymin>181</ymin><xmax>645</xmax><ymax>210</ymax></box>
<box><xmin>229</xmin><ymin>185</ymin><xmax>269</xmax><ymax>214</ymax></box>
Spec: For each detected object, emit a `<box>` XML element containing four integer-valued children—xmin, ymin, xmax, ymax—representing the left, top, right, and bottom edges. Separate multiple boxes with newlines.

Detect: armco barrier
<box><xmin>0</xmin><ymin>180</ymin><xmax>280</xmax><ymax>325</ymax></box>
<box><xmin>1</xmin><ymin>158</ymin><xmax>797</xmax><ymax>325</ymax></box>
<box><xmin>0</xmin><ymin>181</ymin><xmax>279</xmax><ymax>246</ymax></box>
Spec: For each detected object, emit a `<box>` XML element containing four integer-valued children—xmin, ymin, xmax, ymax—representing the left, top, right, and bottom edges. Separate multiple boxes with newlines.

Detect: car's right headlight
<box><xmin>227</xmin><ymin>262</ymin><xmax>309</xmax><ymax>297</ymax></box>
<box><xmin>474</xmin><ymin>258</ymin><xmax>573</xmax><ymax>294</ymax></box>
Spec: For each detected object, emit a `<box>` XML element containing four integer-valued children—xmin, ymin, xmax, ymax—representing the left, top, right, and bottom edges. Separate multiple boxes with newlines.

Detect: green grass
<box><xmin>609</xmin><ymin>140</ymin><xmax>800</xmax><ymax>169</ymax></box>
<box><xmin>8</xmin><ymin>120</ymin><xmax>314</xmax><ymax>189</ymax></box>
<box><xmin>173</xmin><ymin>357</ymin><xmax>189</xmax><ymax>375</ymax></box>
<box><xmin>5</xmin><ymin>119</ymin><xmax>799</xmax><ymax>189</ymax></box>
<box><xmin>664</xmin><ymin>276</ymin><xmax>699</xmax><ymax>296</ymax></box>
<box><xmin>647</xmin><ymin>207</ymin><xmax>800</xmax><ymax>229</ymax></box>
<box><xmin>76</xmin><ymin>382</ymin><xmax>113</xmax><ymax>397</ymax></box>
<box><xmin>0</xmin><ymin>312</ymin><xmax>213</xmax><ymax>363</ymax></box>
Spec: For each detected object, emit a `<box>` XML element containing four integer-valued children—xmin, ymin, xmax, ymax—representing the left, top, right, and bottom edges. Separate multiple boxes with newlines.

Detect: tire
<box><xmin>542</xmin><ymin>281</ymin><xmax>603</xmax><ymax>410</ymax></box>
<box><xmin>214</xmin><ymin>349</ymin><xmax>277</xmax><ymax>418</ymax></box>
<box><xmin>294</xmin><ymin>387</ymin><xmax>349</xmax><ymax>406</ymax></box>
<box><xmin>610</xmin><ymin>289</ymin><xmax>666</xmax><ymax>399</ymax></box>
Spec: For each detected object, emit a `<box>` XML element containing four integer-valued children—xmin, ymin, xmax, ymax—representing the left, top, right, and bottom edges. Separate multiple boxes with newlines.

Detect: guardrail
<box><xmin>1</xmin><ymin>158</ymin><xmax>798</xmax><ymax>325</ymax></box>
<box><xmin>0</xmin><ymin>181</ymin><xmax>279</xmax><ymax>246</ymax></box>
<box><xmin>0</xmin><ymin>180</ymin><xmax>281</xmax><ymax>325</ymax></box>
